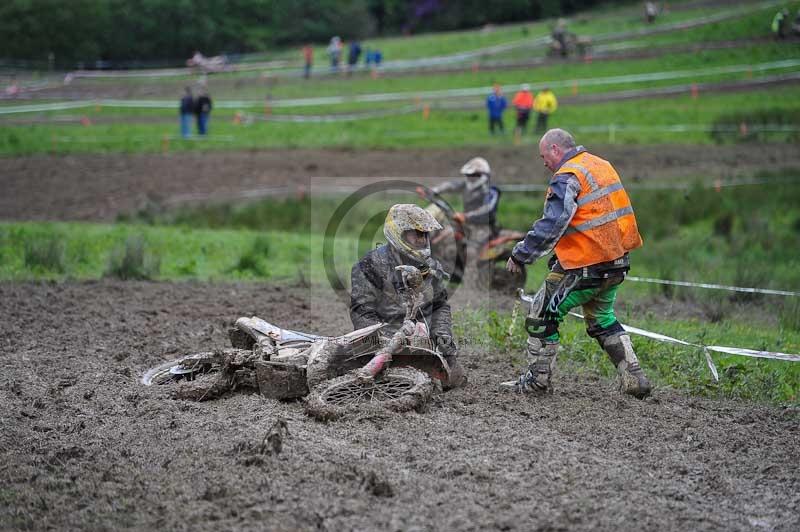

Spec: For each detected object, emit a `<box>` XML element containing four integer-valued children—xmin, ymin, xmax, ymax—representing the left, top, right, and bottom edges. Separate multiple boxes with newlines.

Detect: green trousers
<box><xmin>538</xmin><ymin>268</ymin><xmax>625</xmax><ymax>342</ymax></box>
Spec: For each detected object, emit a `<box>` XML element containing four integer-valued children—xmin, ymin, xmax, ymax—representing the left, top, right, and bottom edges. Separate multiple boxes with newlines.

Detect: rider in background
<box><xmin>420</xmin><ymin>157</ymin><xmax>500</xmax><ymax>253</ymax></box>
<box><xmin>350</xmin><ymin>204</ymin><xmax>467</xmax><ymax>388</ymax></box>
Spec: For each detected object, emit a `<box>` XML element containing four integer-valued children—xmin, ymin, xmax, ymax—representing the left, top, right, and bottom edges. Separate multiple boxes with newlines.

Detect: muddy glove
<box><xmin>434</xmin><ymin>334</ymin><xmax>456</xmax><ymax>357</ymax></box>
<box><xmin>400</xmin><ymin>320</ymin><xmax>430</xmax><ymax>348</ymax></box>
<box><xmin>399</xmin><ymin>320</ymin><xmax>427</xmax><ymax>338</ymax></box>
<box><xmin>506</xmin><ymin>255</ymin><xmax>524</xmax><ymax>274</ymax></box>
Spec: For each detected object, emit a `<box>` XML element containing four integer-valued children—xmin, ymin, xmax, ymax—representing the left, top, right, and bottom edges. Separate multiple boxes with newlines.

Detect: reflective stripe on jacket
<box><xmin>553</xmin><ymin>151</ymin><xmax>642</xmax><ymax>269</ymax></box>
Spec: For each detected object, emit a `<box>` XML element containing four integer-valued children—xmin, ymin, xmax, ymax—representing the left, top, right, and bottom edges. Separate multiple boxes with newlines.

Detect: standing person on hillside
<box><xmin>534</xmin><ymin>87</ymin><xmax>558</xmax><ymax>133</ymax></box>
<box><xmin>551</xmin><ymin>19</ymin><xmax>569</xmax><ymax>57</ymax></box>
<box><xmin>328</xmin><ymin>36</ymin><xmax>342</xmax><ymax>72</ymax></box>
<box><xmin>302</xmin><ymin>43</ymin><xmax>314</xmax><ymax>79</ymax></box>
<box><xmin>502</xmin><ymin>128</ymin><xmax>651</xmax><ymax>398</ymax></box>
<box><xmin>195</xmin><ymin>88</ymin><xmax>213</xmax><ymax>136</ymax></box>
<box><xmin>486</xmin><ymin>83</ymin><xmax>507</xmax><ymax>135</ymax></box>
<box><xmin>772</xmin><ymin>9</ymin><xmax>790</xmax><ymax>39</ymax></box>
<box><xmin>512</xmin><ymin>83</ymin><xmax>535</xmax><ymax>137</ymax></box>
<box><xmin>793</xmin><ymin>9</ymin><xmax>800</xmax><ymax>35</ymax></box>
<box><xmin>644</xmin><ymin>2</ymin><xmax>658</xmax><ymax>24</ymax></box>
<box><xmin>347</xmin><ymin>40</ymin><xmax>362</xmax><ymax>75</ymax></box>
<box><xmin>179</xmin><ymin>86</ymin><xmax>194</xmax><ymax>139</ymax></box>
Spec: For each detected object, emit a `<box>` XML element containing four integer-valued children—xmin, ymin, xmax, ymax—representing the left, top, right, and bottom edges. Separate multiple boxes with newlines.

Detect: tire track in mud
<box><xmin>1</xmin><ymin>280</ymin><xmax>797</xmax><ymax>531</ymax></box>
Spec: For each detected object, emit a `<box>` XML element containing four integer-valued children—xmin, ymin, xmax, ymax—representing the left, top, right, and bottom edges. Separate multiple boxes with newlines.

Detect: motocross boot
<box><xmin>600</xmin><ymin>333</ymin><xmax>651</xmax><ymax>399</ymax></box>
<box><xmin>443</xmin><ymin>354</ymin><xmax>468</xmax><ymax>389</ymax></box>
<box><xmin>502</xmin><ymin>338</ymin><xmax>559</xmax><ymax>393</ymax></box>
<box><xmin>436</xmin><ymin>336</ymin><xmax>467</xmax><ymax>389</ymax></box>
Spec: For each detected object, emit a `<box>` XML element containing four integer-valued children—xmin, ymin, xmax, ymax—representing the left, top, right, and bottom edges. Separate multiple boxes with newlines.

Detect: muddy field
<box><xmin>1</xmin><ymin>280</ymin><xmax>798</xmax><ymax>531</ymax></box>
<box><xmin>3</xmin><ymin>144</ymin><xmax>799</xmax><ymax>221</ymax></box>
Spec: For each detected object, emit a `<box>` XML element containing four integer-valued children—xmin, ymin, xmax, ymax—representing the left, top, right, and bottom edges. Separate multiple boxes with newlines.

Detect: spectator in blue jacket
<box><xmin>179</xmin><ymin>86</ymin><xmax>194</xmax><ymax>138</ymax></box>
<box><xmin>486</xmin><ymin>83</ymin><xmax>507</xmax><ymax>135</ymax></box>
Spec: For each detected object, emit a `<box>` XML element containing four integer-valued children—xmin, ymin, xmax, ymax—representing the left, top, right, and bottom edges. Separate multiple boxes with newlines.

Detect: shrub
<box><xmin>104</xmin><ymin>235</ymin><xmax>160</xmax><ymax>280</ymax></box>
<box><xmin>23</xmin><ymin>235</ymin><xmax>65</xmax><ymax>273</ymax></box>
<box><xmin>229</xmin><ymin>235</ymin><xmax>272</xmax><ymax>278</ymax></box>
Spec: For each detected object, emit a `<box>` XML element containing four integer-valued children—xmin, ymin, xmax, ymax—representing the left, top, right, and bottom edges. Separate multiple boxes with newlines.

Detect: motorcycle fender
<box><xmin>391</xmin><ymin>348</ymin><xmax>451</xmax><ymax>384</ymax></box>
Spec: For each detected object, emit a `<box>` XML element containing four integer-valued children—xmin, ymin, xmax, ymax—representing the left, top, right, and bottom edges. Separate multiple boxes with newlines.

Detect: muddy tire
<box><xmin>141</xmin><ymin>350</ymin><xmax>248</xmax><ymax>401</ymax></box>
<box><xmin>304</xmin><ymin>367</ymin><xmax>433</xmax><ymax>421</ymax></box>
<box><xmin>141</xmin><ymin>351</ymin><xmax>223</xmax><ymax>385</ymax></box>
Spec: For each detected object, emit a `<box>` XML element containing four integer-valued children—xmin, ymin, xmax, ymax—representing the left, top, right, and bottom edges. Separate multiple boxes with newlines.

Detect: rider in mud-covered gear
<box><xmin>421</xmin><ymin>156</ymin><xmax>500</xmax><ymax>250</ymax></box>
<box><xmin>502</xmin><ymin>128</ymin><xmax>651</xmax><ymax>399</ymax></box>
<box><xmin>350</xmin><ymin>204</ymin><xmax>467</xmax><ymax>388</ymax></box>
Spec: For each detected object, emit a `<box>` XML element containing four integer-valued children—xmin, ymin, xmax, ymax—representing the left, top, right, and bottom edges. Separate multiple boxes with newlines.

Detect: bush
<box><xmin>229</xmin><ymin>235</ymin><xmax>272</xmax><ymax>278</ymax></box>
<box><xmin>23</xmin><ymin>235</ymin><xmax>65</xmax><ymax>273</ymax></box>
<box><xmin>104</xmin><ymin>235</ymin><xmax>160</xmax><ymax>280</ymax></box>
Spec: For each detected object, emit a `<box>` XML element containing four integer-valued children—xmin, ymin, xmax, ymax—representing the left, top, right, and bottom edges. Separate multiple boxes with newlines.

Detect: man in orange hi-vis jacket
<box><xmin>511</xmin><ymin>84</ymin><xmax>535</xmax><ymax>136</ymax></box>
<box><xmin>502</xmin><ymin>128</ymin><xmax>651</xmax><ymax>398</ymax></box>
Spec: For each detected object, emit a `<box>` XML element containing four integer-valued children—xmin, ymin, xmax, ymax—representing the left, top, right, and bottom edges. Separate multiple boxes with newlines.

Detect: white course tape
<box><xmin>569</xmin><ymin>312</ymin><xmax>800</xmax><ymax>382</ymax></box>
<box><xmin>626</xmin><ymin>276</ymin><xmax>800</xmax><ymax>297</ymax></box>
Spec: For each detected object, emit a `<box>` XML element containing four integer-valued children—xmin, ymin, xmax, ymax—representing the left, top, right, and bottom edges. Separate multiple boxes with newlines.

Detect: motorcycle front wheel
<box><xmin>304</xmin><ymin>367</ymin><xmax>433</xmax><ymax>421</ymax></box>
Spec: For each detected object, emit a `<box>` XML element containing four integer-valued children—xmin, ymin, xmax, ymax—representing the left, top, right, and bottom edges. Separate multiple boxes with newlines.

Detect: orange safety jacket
<box><xmin>512</xmin><ymin>91</ymin><xmax>534</xmax><ymax>110</ymax></box>
<box><xmin>554</xmin><ymin>151</ymin><xmax>642</xmax><ymax>269</ymax></box>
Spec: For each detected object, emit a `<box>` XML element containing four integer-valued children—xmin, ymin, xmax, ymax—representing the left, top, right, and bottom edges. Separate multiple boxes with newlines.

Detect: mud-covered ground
<box><xmin>1</xmin><ymin>280</ymin><xmax>798</xmax><ymax>531</ymax></box>
<box><xmin>3</xmin><ymin>144</ymin><xmax>799</xmax><ymax>221</ymax></box>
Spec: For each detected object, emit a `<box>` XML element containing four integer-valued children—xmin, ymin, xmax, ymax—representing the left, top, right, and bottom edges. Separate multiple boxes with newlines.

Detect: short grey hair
<box><xmin>540</xmin><ymin>128</ymin><xmax>576</xmax><ymax>150</ymax></box>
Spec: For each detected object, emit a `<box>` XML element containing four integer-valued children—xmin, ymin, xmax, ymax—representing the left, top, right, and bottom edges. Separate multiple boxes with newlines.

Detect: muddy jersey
<box><xmin>349</xmin><ymin>244</ymin><xmax>452</xmax><ymax>341</ymax></box>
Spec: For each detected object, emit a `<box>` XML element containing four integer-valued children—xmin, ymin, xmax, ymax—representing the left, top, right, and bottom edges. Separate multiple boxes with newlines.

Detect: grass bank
<box><xmin>2</xmin><ymin>85</ymin><xmax>799</xmax><ymax>155</ymax></box>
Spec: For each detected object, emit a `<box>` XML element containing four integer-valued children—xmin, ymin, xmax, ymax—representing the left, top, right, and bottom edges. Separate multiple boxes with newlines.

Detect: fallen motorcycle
<box><xmin>142</xmin><ymin>266</ymin><xmax>452</xmax><ymax>420</ymax></box>
<box><xmin>420</xmin><ymin>186</ymin><xmax>527</xmax><ymax>291</ymax></box>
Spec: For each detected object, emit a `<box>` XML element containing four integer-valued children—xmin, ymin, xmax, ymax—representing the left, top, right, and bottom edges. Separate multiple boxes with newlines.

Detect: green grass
<box><xmin>2</xmin><ymin>85</ymin><xmax>799</xmax><ymax>154</ymax></box>
<box><xmin>234</xmin><ymin>0</ymin><xmax>762</xmax><ymax>66</ymax></box>
<box><xmin>455</xmin><ymin>306</ymin><xmax>800</xmax><ymax>405</ymax></box>
<box><xmin>0</xmin><ymin>222</ymin><xmax>322</xmax><ymax>282</ymax></box>
<box><xmin>631</xmin><ymin>0</ymin><xmax>800</xmax><ymax>46</ymax></box>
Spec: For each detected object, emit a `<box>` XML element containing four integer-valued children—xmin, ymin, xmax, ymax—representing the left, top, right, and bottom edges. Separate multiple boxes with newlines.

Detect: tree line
<box><xmin>0</xmin><ymin>0</ymin><xmax>624</xmax><ymax>68</ymax></box>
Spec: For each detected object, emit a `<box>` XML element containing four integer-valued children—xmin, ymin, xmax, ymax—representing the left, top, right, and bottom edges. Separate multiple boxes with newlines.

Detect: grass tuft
<box><xmin>104</xmin><ymin>235</ymin><xmax>160</xmax><ymax>280</ymax></box>
<box><xmin>23</xmin><ymin>234</ymin><xmax>65</xmax><ymax>273</ymax></box>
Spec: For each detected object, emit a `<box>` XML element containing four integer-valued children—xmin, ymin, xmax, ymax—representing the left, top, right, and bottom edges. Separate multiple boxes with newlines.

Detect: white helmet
<box><xmin>460</xmin><ymin>156</ymin><xmax>491</xmax><ymax>177</ymax></box>
<box><xmin>460</xmin><ymin>157</ymin><xmax>491</xmax><ymax>191</ymax></box>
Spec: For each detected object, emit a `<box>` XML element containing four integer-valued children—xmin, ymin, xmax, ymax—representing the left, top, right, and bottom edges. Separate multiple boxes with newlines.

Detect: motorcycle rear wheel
<box><xmin>141</xmin><ymin>350</ymin><xmax>246</xmax><ymax>401</ymax></box>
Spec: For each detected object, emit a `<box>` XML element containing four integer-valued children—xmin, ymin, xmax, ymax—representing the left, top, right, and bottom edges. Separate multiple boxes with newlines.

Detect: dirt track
<box><xmin>1</xmin><ymin>280</ymin><xmax>798</xmax><ymax>531</ymax></box>
<box><xmin>3</xmin><ymin>144</ymin><xmax>799</xmax><ymax>221</ymax></box>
